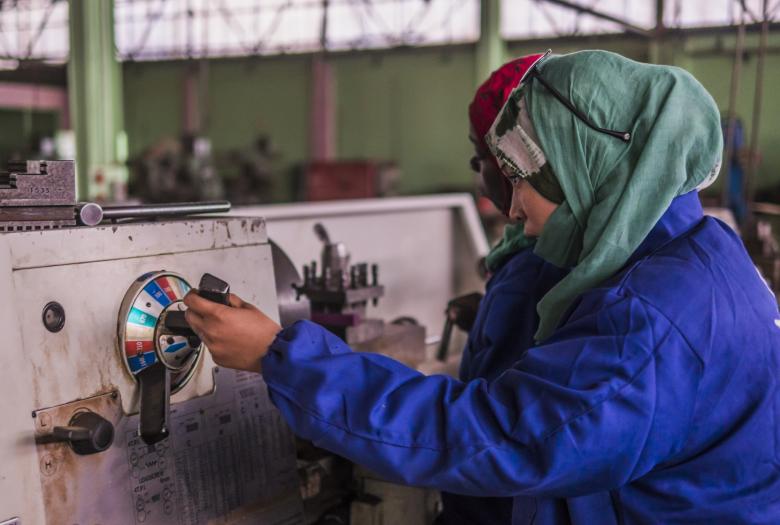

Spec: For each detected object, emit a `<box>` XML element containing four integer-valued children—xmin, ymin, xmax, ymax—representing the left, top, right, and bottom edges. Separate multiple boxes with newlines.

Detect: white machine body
<box><xmin>0</xmin><ymin>218</ymin><xmax>304</xmax><ymax>524</ymax></box>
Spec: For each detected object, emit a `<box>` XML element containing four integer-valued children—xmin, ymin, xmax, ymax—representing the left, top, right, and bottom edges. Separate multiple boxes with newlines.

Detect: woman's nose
<box><xmin>508</xmin><ymin>189</ymin><xmax>523</xmax><ymax>221</ymax></box>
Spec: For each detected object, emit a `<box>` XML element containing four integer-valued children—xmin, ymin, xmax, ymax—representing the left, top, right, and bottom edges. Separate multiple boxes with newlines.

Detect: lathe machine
<box><xmin>0</xmin><ymin>160</ymin><xmax>488</xmax><ymax>525</ymax></box>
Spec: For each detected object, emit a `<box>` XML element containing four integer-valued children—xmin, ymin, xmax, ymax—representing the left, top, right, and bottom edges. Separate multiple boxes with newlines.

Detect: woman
<box><xmin>441</xmin><ymin>54</ymin><xmax>568</xmax><ymax>525</ymax></box>
<box><xmin>185</xmin><ymin>50</ymin><xmax>780</xmax><ymax>524</ymax></box>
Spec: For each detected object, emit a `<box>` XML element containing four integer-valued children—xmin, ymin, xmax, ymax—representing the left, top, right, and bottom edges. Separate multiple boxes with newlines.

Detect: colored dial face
<box><xmin>119</xmin><ymin>272</ymin><xmax>202</xmax><ymax>392</ymax></box>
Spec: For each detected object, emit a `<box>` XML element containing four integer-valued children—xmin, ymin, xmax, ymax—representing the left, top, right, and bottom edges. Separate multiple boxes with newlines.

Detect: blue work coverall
<box><xmin>441</xmin><ymin>247</ymin><xmax>567</xmax><ymax>524</ymax></box>
<box><xmin>262</xmin><ymin>192</ymin><xmax>780</xmax><ymax>524</ymax></box>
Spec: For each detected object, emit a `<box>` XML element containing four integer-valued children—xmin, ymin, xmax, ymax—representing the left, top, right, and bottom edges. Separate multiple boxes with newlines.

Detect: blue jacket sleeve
<box><xmin>261</xmin><ymin>293</ymin><xmax>703</xmax><ymax>498</ymax></box>
<box><xmin>460</xmin><ymin>251</ymin><xmax>565</xmax><ymax>383</ymax></box>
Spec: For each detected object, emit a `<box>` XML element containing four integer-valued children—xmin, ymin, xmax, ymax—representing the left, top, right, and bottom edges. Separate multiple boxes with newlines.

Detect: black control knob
<box><xmin>163</xmin><ymin>310</ymin><xmax>198</xmax><ymax>339</ymax></box>
<box><xmin>53</xmin><ymin>412</ymin><xmax>115</xmax><ymax>455</ymax></box>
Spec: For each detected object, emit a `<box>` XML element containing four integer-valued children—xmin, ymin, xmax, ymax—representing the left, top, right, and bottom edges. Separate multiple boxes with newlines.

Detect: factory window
<box><xmin>0</xmin><ymin>1</ymin><xmax>774</xmax><ymax>65</ymax></box>
<box><xmin>664</xmin><ymin>0</ymin><xmax>767</xmax><ymax>28</ymax></box>
<box><xmin>501</xmin><ymin>0</ymin><xmax>654</xmax><ymax>38</ymax></box>
<box><xmin>500</xmin><ymin>0</ymin><xmax>771</xmax><ymax>39</ymax></box>
<box><xmin>115</xmin><ymin>0</ymin><xmax>480</xmax><ymax>61</ymax></box>
<box><xmin>115</xmin><ymin>0</ymin><xmax>324</xmax><ymax>60</ymax></box>
<box><xmin>0</xmin><ymin>0</ymin><xmax>69</xmax><ymax>66</ymax></box>
<box><xmin>325</xmin><ymin>0</ymin><xmax>480</xmax><ymax>51</ymax></box>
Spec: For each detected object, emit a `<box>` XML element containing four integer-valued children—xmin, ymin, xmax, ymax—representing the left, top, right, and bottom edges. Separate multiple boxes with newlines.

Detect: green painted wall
<box><xmin>205</xmin><ymin>57</ymin><xmax>310</xmax><ymax>168</ymax></box>
<box><xmin>124</xmin><ymin>61</ymin><xmax>185</xmax><ymax>158</ymax></box>
<box><xmin>0</xmin><ymin>109</ymin><xmax>59</xmax><ymax>166</ymax></box>
<box><xmin>123</xmin><ymin>56</ymin><xmax>310</xmax><ymax>200</ymax></box>
<box><xmin>673</xmin><ymin>32</ymin><xmax>780</xmax><ymax>198</ymax></box>
<box><xmin>120</xmin><ymin>32</ymin><xmax>780</xmax><ymax>201</ymax></box>
<box><xmin>333</xmin><ymin>47</ymin><xmax>476</xmax><ymax>194</ymax></box>
<box><xmin>507</xmin><ymin>36</ymin><xmax>650</xmax><ymax>61</ymax></box>
<box><xmin>122</xmin><ymin>49</ymin><xmax>476</xmax><ymax>197</ymax></box>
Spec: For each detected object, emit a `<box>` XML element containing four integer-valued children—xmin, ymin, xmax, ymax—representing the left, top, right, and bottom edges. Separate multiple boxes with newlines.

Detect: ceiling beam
<box><xmin>536</xmin><ymin>0</ymin><xmax>653</xmax><ymax>37</ymax></box>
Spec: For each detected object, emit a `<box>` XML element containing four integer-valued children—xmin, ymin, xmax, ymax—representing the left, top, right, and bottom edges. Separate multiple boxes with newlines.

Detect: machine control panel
<box><xmin>119</xmin><ymin>272</ymin><xmax>204</xmax><ymax>445</ymax></box>
<box><xmin>32</xmin><ymin>373</ymin><xmax>303</xmax><ymax>524</ymax></box>
<box><xmin>119</xmin><ymin>271</ymin><xmax>234</xmax><ymax>445</ymax></box>
<box><xmin>119</xmin><ymin>271</ymin><xmax>201</xmax><ymax>384</ymax></box>
<box><xmin>0</xmin><ymin>212</ymin><xmax>304</xmax><ymax>523</ymax></box>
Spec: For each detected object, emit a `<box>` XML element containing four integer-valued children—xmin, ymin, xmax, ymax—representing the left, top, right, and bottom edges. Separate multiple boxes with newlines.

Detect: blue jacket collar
<box><xmin>626</xmin><ymin>191</ymin><xmax>704</xmax><ymax>266</ymax></box>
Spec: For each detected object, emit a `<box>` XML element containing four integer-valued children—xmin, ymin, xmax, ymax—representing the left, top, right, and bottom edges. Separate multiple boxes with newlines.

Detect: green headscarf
<box><xmin>486</xmin><ymin>50</ymin><xmax>722</xmax><ymax>341</ymax></box>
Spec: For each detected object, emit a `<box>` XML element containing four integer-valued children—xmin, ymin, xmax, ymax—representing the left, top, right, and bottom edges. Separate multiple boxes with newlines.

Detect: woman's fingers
<box><xmin>184</xmin><ymin>308</ymin><xmax>210</xmax><ymax>345</ymax></box>
<box><xmin>227</xmin><ymin>293</ymin><xmax>244</xmax><ymax>308</ymax></box>
<box><xmin>185</xmin><ymin>290</ymin><xmax>256</xmax><ymax>315</ymax></box>
<box><xmin>183</xmin><ymin>290</ymin><xmax>223</xmax><ymax>316</ymax></box>
<box><xmin>184</xmin><ymin>308</ymin><xmax>202</xmax><ymax>331</ymax></box>
<box><xmin>182</xmin><ymin>290</ymin><xmax>279</xmax><ymax>373</ymax></box>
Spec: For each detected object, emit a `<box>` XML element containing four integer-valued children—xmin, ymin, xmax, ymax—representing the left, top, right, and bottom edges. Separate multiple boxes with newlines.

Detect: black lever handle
<box><xmin>53</xmin><ymin>411</ymin><xmax>115</xmax><ymax>455</ymax></box>
<box><xmin>138</xmin><ymin>362</ymin><xmax>170</xmax><ymax>445</ymax></box>
<box><xmin>198</xmin><ymin>273</ymin><xmax>231</xmax><ymax>305</ymax></box>
<box><xmin>136</xmin><ymin>273</ymin><xmax>231</xmax><ymax>446</ymax></box>
<box><xmin>436</xmin><ymin>317</ymin><xmax>454</xmax><ymax>362</ymax></box>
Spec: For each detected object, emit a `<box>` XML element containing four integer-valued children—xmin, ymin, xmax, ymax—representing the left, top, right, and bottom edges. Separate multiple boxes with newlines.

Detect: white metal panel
<box><xmin>235</xmin><ymin>194</ymin><xmax>489</xmax><ymax>338</ymax></box>
<box><xmin>0</xmin><ymin>239</ymin><xmax>46</xmax><ymax>525</ymax></box>
<box><xmin>12</xmin><ymin>243</ymin><xmax>277</xmax><ymax>415</ymax></box>
<box><xmin>7</xmin><ymin>217</ymin><xmax>267</xmax><ymax>270</ymax></box>
<box><xmin>240</xmin><ymin>194</ymin><xmax>487</xmax><ymax>256</ymax></box>
<box><xmin>0</xmin><ymin>218</ymin><xmax>286</xmax><ymax>522</ymax></box>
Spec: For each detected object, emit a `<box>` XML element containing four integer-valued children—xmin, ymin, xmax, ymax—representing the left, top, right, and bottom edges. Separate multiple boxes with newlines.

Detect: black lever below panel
<box><xmin>138</xmin><ymin>362</ymin><xmax>170</xmax><ymax>445</ymax></box>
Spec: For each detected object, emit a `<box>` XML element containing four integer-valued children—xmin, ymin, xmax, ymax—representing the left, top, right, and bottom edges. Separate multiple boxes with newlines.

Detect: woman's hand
<box><xmin>183</xmin><ymin>291</ymin><xmax>281</xmax><ymax>373</ymax></box>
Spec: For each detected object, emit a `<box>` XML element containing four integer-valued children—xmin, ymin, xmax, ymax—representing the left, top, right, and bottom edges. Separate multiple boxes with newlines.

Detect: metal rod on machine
<box><xmin>744</xmin><ymin>0</ymin><xmax>771</xmax><ymax>223</ymax></box>
<box><xmin>721</xmin><ymin>0</ymin><xmax>748</xmax><ymax>207</ymax></box>
<box><xmin>101</xmin><ymin>201</ymin><xmax>231</xmax><ymax>220</ymax></box>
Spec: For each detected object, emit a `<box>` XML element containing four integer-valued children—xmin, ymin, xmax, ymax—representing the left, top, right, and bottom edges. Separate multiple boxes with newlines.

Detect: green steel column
<box><xmin>475</xmin><ymin>0</ymin><xmax>506</xmax><ymax>87</ymax></box>
<box><xmin>68</xmin><ymin>0</ymin><xmax>127</xmax><ymax>201</ymax></box>
<box><xmin>648</xmin><ymin>0</ymin><xmax>667</xmax><ymax>64</ymax></box>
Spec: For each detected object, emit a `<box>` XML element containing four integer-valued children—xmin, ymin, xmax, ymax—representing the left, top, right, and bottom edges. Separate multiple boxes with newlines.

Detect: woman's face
<box><xmin>508</xmin><ymin>179</ymin><xmax>558</xmax><ymax>237</ymax></box>
<box><xmin>469</xmin><ymin>125</ymin><xmax>557</xmax><ymax>237</ymax></box>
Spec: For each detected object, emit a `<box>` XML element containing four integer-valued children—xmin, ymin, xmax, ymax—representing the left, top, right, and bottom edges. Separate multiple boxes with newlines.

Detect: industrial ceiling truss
<box><xmin>114</xmin><ymin>0</ymin><xmax>480</xmax><ymax>61</ymax></box>
<box><xmin>0</xmin><ymin>0</ymin><xmax>777</xmax><ymax>63</ymax></box>
<box><xmin>0</xmin><ymin>0</ymin><xmax>68</xmax><ymax>64</ymax></box>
